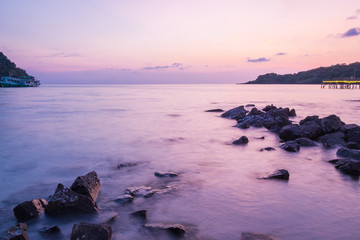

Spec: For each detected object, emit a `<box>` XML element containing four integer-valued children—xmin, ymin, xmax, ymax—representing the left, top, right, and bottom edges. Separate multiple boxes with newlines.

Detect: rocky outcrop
<box><xmin>299</xmin><ymin>120</ymin><xmax>323</xmax><ymax>140</ymax></box>
<box><xmin>233</xmin><ymin>136</ymin><xmax>249</xmax><ymax>145</ymax></box>
<box><xmin>336</xmin><ymin>147</ymin><xmax>360</xmax><ymax>160</ymax></box>
<box><xmin>319</xmin><ymin>132</ymin><xmax>345</xmax><ymax>148</ymax></box>
<box><xmin>45</xmin><ymin>183</ymin><xmax>98</xmax><ymax>216</ymax></box>
<box><xmin>70</xmin><ymin>171</ymin><xmax>101</xmax><ymax>202</ymax></box>
<box><xmin>263</xmin><ymin>169</ymin><xmax>289</xmax><ymax>180</ymax></box>
<box><xmin>320</xmin><ymin>115</ymin><xmax>344</xmax><ymax>133</ymax></box>
<box><xmin>221</xmin><ymin>106</ymin><xmax>247</xmax><ymax>120</ymax></box>
<box><xmin>344</xmin><ymin>126</ymin><xmax>360</xmax><ymax>143</ymax></box>
<box><xmin>70</xmin><ymin>222</ymin><xmax>112</xmax><ymax>240</ymax></box>
<box><xmin>144</xmin><ymin>223</ymin><xmax>186</xmax><ymax>236</ymax></box>
<box><xmin>280</xmin><ymin>141</ymin><xmax>300</xmax><ymax>152</ymax></box>
<box><xmin>5</xmin><ymin>223</ymin><xmax>29</xmax><ymax>240</ymax></box>
<box><xmin>13</xmin><ymin>199</ymin><xmax>47</xmax><ymax>221</ymax></box>
<box><xmin>279</xmin><ymin>124</ymin><xmax>302</xmax><ymax>141</ymax></box>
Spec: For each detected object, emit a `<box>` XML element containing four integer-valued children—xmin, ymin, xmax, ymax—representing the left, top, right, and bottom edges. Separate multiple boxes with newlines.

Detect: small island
<box><xmin>246</xmin><ymin>62</ymin><xmax>360</xmax><ymax>84</ymax></box>
<box><xmin>0</xmin><ymin>52</ymin><xmax>40</xmax><ymax>87</ymax></box>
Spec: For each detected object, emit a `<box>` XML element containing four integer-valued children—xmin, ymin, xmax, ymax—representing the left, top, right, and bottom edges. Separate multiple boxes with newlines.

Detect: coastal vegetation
<box><xmin>246</xmin><ymin>62</ymin><xmax>360</xmax><ymax>84</ymax></box>
<box><xmin>0</xmin><ymin>52</ymin><xmax>30</xmax><ymax>78</ymax></box>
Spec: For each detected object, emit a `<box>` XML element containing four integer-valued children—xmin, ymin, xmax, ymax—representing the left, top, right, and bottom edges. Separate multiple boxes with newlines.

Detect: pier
<box><xmin>321</xmin><ymin>80</ymin><xmax>360</xmax><ymax>89</ymax></box>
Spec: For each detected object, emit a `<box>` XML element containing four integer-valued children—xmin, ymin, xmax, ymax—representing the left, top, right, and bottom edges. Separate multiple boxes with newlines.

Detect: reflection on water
<box><xmin>1</xmin><ymin>85</ymin><xmax>360</xmax><ymax>239</ymax></box>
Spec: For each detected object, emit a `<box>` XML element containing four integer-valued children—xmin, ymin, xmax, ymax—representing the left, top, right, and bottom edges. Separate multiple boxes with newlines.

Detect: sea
<box><xmin>1</xmin><ymin>84</ymin><xmax>360</xmax><ymax>240</ymax></box>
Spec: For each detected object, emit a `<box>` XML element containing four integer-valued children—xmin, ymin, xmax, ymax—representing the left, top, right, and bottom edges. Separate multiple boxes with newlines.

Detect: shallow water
<box><xmin>1</xmin><ymin>84</ymin><xmax>360</xmax><ymax>239</ymax></box>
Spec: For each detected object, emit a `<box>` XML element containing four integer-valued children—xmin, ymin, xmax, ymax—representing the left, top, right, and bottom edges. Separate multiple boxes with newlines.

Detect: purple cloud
<box><xmin>142</xmin><ymin>62</ymin><xmax>183</xmax><ymax>70</ymax></box>
<box><xmin>276</xmin><ymin>52</ymin><xmax>287</xmax><ymax>56</ymax></box>
<box><xmin>347</xmin><ymin>9</ymin><xmax>360</xmax><ymax>20</ymax></box>
<box><xmin>341</xmin><ymin>27</ymin><xmax>360</xmax><ymax>37</ymax></box>
<box><xmin>44</xmin><ymin>52</ymin><xmax>82</xmax><ymax>58</ymax></box>
<box><xmin>247</xmin><ymin>57</ymin><xmax>270</xmax><ymax>63</ymax></box>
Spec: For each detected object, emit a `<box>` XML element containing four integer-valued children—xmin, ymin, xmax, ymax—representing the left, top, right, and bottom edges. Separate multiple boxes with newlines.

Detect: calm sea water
<box><xmin>1</xmin><ymin>84</ymin><xmax>360</xmax><ymax>239</ymax></box>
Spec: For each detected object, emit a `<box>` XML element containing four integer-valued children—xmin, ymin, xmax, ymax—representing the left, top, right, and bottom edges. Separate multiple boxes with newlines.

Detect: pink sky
<box><xmin>1</xmin><ymin>0</ymin><xmax>360</xmax><ymax>83</ymax></box>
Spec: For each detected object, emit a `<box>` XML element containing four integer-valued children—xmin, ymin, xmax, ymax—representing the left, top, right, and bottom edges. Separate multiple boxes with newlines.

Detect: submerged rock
<box><xmin>319</xmin><ymin>132</ymin><xmax>345</xmax><ymax>148</ymax></box>
<box><xmin>154</xmin><ymin>171</ymin><xmax>178</xmax><ymax>177</ymax></box>
<box><xmin>13</xmin><ymin>198</ymin><xmax>47</xmax><ymax>221</ymax></box>
<box><xmin>130</xmin><ymin>210</ymin><xmax>148</xmax><ymax>220</ymax></box>
<box><xmin>233</xmin><ymin>136</ymin><xmax>249</xmax><ymax>145</ymax></box>
<box><xmin>280</xmin><ymin>141</ymin><xmax>300</xmax><ymax>152</ymax></box>
<box><xmin>70</xmin><ymin>222</ymin><xmax>112</xmax><ymax>240</ymax></box>
<box><xmin>103</xmin><ymin>214</ymin><xmax>118</xmax><ymax>225</ymax></box>
<box><xmin>70</xmin><ymin>171</ymin><xmax>101</xmax><ymax>202</ymax></box>
<box><xmin>263</xmin><ymin>169</ymin><xmax>290</xmax><ymax>180</ymax></box>
<box><xmin>329</xmin><ymin>158</ymin><xmax>360</xmax><ymax>176</ymax></box>
<box><xmin>5</xmin><ymin>223</ymin><xmax>29</xmax><ymax>240</ymax></box>
<box><xmin>336</xmin><ymin>147</ymin><xmax>360</xmax><ymax>160</ymax></box>
<box><xmin>345</xmin><ymin>126</ymin><xmax>360</xmax><ymax>143</ymax></box>
<box><xmin>205</xmin><ymin>109</ymin><xmax>224</xmax><ymax>112</ymax></box>
<box><xmin>144</xmin><ymin>223</ymin><xmax>186</xmax><ymax>236</ymax></box>
<box><xmin>259</xmin><ymin>147</ymin><xmax>276</xmax><ymax>152</ymax></box>
<box><xmin>221</xmin><ymin>106</ymin><xmax>247</xmax><ymax>120</ymax></box>
<box><xmin>45</xmin><ymin>183</ymin><xmax>98</xmax><ymax>216</ymax></box>
<box><xmin>38</xmin><ymin>225</ymin><xmax>61</xmax><ymax>234</ymax></box>
<box><xmin>117</xmin><ymin>162</ymin><xmax>138</xmax><ymax>169</ymax></box>
<box><xmin>125</xmin><ymin>185</ymin><xmax>175</xmax><ymax>198</ymax></box>
<box><xmin>241</xmin><ymin>232</ymin><xmax>275</xmax><ymax>240</ymax></box>
<box><xmin>114</xmin><ymin>194</ymin><xmax>134</xmax><ymax>204</ymax></box>
<box><xmin>294</xmin><ymin>137</ymin><xmax>317</xmax><ymax>147</ymax></box>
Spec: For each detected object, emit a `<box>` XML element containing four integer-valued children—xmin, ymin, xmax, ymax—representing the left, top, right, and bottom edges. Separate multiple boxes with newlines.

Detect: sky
<box><xmin>1</xmin><ymin>0</ymin><xmax>360</xmax><ymax>84</ymax></box>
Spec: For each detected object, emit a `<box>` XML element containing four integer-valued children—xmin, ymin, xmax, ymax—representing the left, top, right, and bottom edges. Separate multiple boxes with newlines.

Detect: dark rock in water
<box><xmin>259</xmin><ymin>147</ymin><xmax>275</xmax><ymax>152</ymax></box>
<box><xmin>248</xmin><ymin>107</ymin><xmax>262</xmax><ymax>115</ymax></box>
<box><xmin>329</xmin><ymin>158</ymin><xmax>360</xmax><ymax>176</ymax></box>
<box><xmin>125</xmin><ymin>185</ymin><xmax>175</xmax><ymax>198</ymax></box>
<box><xmin>103</xmin><ymin>214</ymin><xmax>118</xmax><ymax>225</ymax></box>
<box><xmin>245</xmin><ymin>104</ymin><xmax>255</xmax><ymax>107</ymax></box>
<box><xmin>319</xmin><ymin>132</ymin><xmax>345</xmax><ymax>148</ymax></box>
<box><xmin>114</xmin><ymin>194</ymin><xmax>134</xmax><ymax>203</ymax></box>
<box><xmin>117</xmin><ymin>162</ymin><xmax>138</xmax><ymax>169</ymax></box>
<box><xmin>279</xmin><ymin>124</ymin><xmax>302</xmax><ymax>141</ymax></box>
<box><xmin>320</xmin><ymin>114</ymin><xmax>344</xmax><ymax>133</ymax></box>
<box><xmin>280</xmin><ymin>141</ymin><xmax>300</xmax><ymax>152</ymax></box>
<box><xmin>294</xmin><ymin>138</ymin><xmax>317</xmax><ymax>147</ymax></box>
<box><xmin>340</xmin><ymin>124</ymin><xmax>359</xmax><ymax>133</ymax></box>
<box><xmin>154</xmin><ymin>171</ymin><xmax>178</xmax><ymax>177</ymax></box>
<box><xmin>70</xmin><ymin>222</ymin><xmax>112</xmax><ymax>240</ymax></box>
<box><xmin>299</xmin><ymin>115</ymin><xmax>319</xmax><ymax>125</ymax></box>
<box><xmin>144</xmin><ymin>223</ymin><xmax>186</xmax><ymax>236</ymax></box>
<box><xmin>205</xmin><ymin>109</ymin><xmax>224</xmax><ymax>112</ymax></box>
<box><xmin>344</xmin><ymin>142</ymin><xmax>360</xmax><ymax>150</ymax></box>
<box><xmin>221</xmin><ymin>106</ymin><xmax>247</xmax><ymax>120</ymax></box>
<box><xmin>130</xmin><ymin>210</ymin><xmax>148</xmax><ymax>220</ymax></box>
<box><xmin>263</xmin><ymin>169</ymin><xmax>289</xmax><ymax>180</ymax></box>
<box><xmin>38</xmin><ymin>225</ymin><xmax>61</xmax><ymax>234</ymax></box>
<box><xmin>262</xmin><ymin>104</ymin><xmax>277</xmax><ymax>112</ymax></box>
<box><xmin>289</xmin><ymin>108</ymin><xmax>296</xmax><ymax>117</ymax></box>
<box><xmin>5</xmin><ymin>223</ymin><xmax>29</xmax><ymax>240</ymax></box>
<box><xmin>236</xmin><ymin>121</ymin><xmax>251</xmax><ymax>129</ymax></box>
<box><xmin>45</xmin><ymin>184</ymin><xmax>98</xmax><ymax>216</ymax></box>
<box><xmin>233</xmin><ymin>136</ymin><xmax>249</xmax><ymax>145</ymax></box>
<box><xmin>70</xmin><ymin>171</ymin><xmax>101</xmax><ymax>202</ymax></box>
<box><xmin>345</xmin><ymin>126</ymin><xmax>360</xmax><ymax>143</ymax></box>
<box><xmin>13</xmin><ymin>198</ymin><xmax>47</xmax><ymax>221</ymax></box>
<box><xmin>241</xmin><ymin>232</ymin><xmax>275</xmax><ymax>240</ymax></box>
<box><xmin>336</xmin><ymin>147</ymin><xmax>360</xmax><ymax>160</ymax></box>
<box><xmin>299</xmin><ymin>120</ymin><xmax>323</xmax><ymax>140</ymax></box>
<box><xmin>256</xmin><ymin>136</ymin><xmax>265</xmax><ymax>140</ymax></box>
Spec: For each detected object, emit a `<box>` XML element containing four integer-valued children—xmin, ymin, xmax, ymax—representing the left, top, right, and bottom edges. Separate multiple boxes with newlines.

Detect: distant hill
<box><xmin>246</xmin><ymin>62</ymin><xmax>360</xmax><ymax>84</ymax></box>
<box><xmin>0</xmin><ymin>52</ymin><xmax>30</xmax><ymax>77</ymax></box>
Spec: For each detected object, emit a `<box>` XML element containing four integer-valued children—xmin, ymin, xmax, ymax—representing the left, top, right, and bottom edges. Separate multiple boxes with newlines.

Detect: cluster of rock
<box><xmin>216</xmin><ymin>104</ymin><xmax>360</xmax><ymax>178</ymax></box>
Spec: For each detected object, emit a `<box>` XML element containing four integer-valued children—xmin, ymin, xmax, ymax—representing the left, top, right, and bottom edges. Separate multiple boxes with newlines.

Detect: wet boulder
<box><xmin>5</xmin><ymin>223</ymin><xmax>29</xmax><ymax>240</ymax></box>
<box><xmin>70</xmin><ymin>222</ymin><xmax>112</xmax><ymax>240</ymax></box>
<box><xmin>336</xmin><ymin>147</ymin><xmax>360</xmax><ymax>160</ymax></box>
<box><xmin>233</xmin><ymin>136</ymin><xmax>249</xmax><ymax>145</ymax></box>
<box><xmin>70</xmin><ymin>171</ymin><xmax>101</xmax><ymax>202</ymax></box>
<box><xmin>45</xmin><ymin>183</ymin><xmax>98</xmax><ymax>216</ymax></box>
<box><xmin>248</xmin><ymin>107</ymin><xmax>262</xmax><ymax>115</ymax></box>
<box><xmin>125</xmin><ymin>185</ymin><xmax>175</xmax><ymax>198</ymax></box>
<box><xmin>329</xmin><ymin>158</ymin><xmax>360</xmax><ymax>176</ymax></box>
<box><xmin>130</xmin><ymin>210</ymin><xmax>148</xmax><ymax>220</ymax></box>
<box><xmin>299</xmin><ymin>120</ymin><xmax>323</xmax><ymax>140</ymax></box>
<box><xmin>263</xmin><ymin>169</ymin><xmax>289</xmax><ymax>180</ymax></box>
<box><xmin>13</xmin><ymin>198</ymin><xmax>47</xmax><ymax>221</ymax></box>
<box><xmin>340</xmin><ymin>124</ymin><xmax>359</xmax><ymax>133</ymax></box>
<box><xmin>154</xmin><ymin>171</ymin><xmax>178</xmax><ymax>177</ymax></box>
<box><xmin>294</xmin><ymin>137</ymin><xmax>317</xmax><ymax>147</ymax></box>
<box><xmin>344</xmin><ymin>142</ymin><xmax>360</xmax><ymax>150</ymax></box>
<box><xmin>280</xmin><ymin>141</ymin><xmax>300</xmax><ymax>152</ymax></box>
<box><xmin>38</xmin><ymin>225</ymin><xmax>61</xmax><ymax>234</ymax></box>
<box><xmin>320</xmin><ymin>114</ymin><xmax>344</xmax><ymax>133</ymax></box>
<box><xmin>241</xmin><ymin>232</ymin><xmax>275</xmax><ymax>240</ymax></box>
<box><xmin>299</xmin><ymin>115</ymin><xmax>319</xmax><ymax>125</ymax></box>
<box><xmin>279</xmin><ymin>124</ymin><xmax>302</xmax><ymax>141</ymax></box>
<box><xmin>319</xmin><ymin>132</ymin><xmax>345</xmax><ymax>148</ymax></box>
<box><xmin>262</xmin><ymin>104</ymin><xmax>277</xmax><ymax>112</ymax></box>
<box><xmin>205</xmin><ymin>109</ymin><xmax>224</xmax><ymax>112</ymax></box>
<box><xmin>114</xmin><ymin>194</ymin><xmax>134</xmax><ymax>203</ymax></box>
<box><xmin>144</xmin><ymin>223</ymin><xmax>186</xmax><ymax>237</ymax></box>
<box><xmin>345</xmin><ymin>126</ymin><xmax>360</xmax><ymax>143</ymax></box>
<box><xmin>221</xmin><ymin>106</ymin><xmax>247</xmax><ymax>120</ymax></box>
<box><xmin>289</xmin><ymin>108</ymin><xmax>296</xmax><ymax>117</ymax></box>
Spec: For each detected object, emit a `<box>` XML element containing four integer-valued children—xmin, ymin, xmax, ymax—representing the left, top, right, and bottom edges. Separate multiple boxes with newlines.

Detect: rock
<box><xmin>130</xmin><ymin>210</ymin><xmax>148</xmax><ymax>220</ymax></box>
<box><xmin>45</xmin><ymin>183</ymin><xmax>98</xmax><ymax>216</ymax></box>
<box><xmin>256</xmin><ymin>136</ymin><xmax>265</xmax><ymax>140</ymax></box>
<box><xmin>289</xmin><ymin>108</ymin><xmax>296</xmax><ymax>117</ymax></box>
<box><xmin>205</xmin><ymin>109</ymin><xmax>224</xmax><ymax>112</ymax></box>
<box><xmin>259</xmin><ymin>147</ymin><xmax>276</xmax><ymax>152</ymax></box>
<box><xmin>344</xmin><ymin>142</ymin><xmax>360</xmax><ymax>149</ymax></box>
<box><xmin>336</xmin><ymin>147</ymin><xmax>360</xmax><ymax>160</ymax></box>
<box><xmin>319</xmin><ymin>132</ymin><xmax>345</xmax><ymax>148</ymax></box>
<box><xmin>70</xmin><ymin>222</ymin><xmax>112</xmax><ymax>240</ymax></box>
<box><xmin>329</xmin><ymin>158</ymin><xmax>360</xmax><ymax>176</ymax></box>
<box><xmin>280</xmin><ymin>141</ymin><xmax>300</xmax><ymax>152</ymax></box>
<box><xmin>320</xmin><ymin>114</ymin><xmax>344</xmax><ymax>133</ymax></box>
<box><xmin>263</xmin><ymin>169</ymin><xmax>289</xmax><ymax>180</ymax></box>
<box><xmin>294</xmin><ymin>138</ymin><xmax>317</xmax><ymax>147</ymax></box>
<box><xmin>5</xmin><ymin>223</ymin><xmax>29</xmax><ymax>240</ymax></box>
<box><xmin>236</xmin><ymin>121</ymin><xmax>251</xmax><ymax>129</ymax></box>
<box><xmin>114</xmin><ymin>194</ymin><xmax>134</xmax><ymax>203</ymax></box>
<box><xmin>13</xmin><ymin>198</ymin><xmax>47</xmax><ymax>221</ymax></box>
<box><xmin>117</xmin><ymin>163</ymin><xmax>138</xmax><ymax>169</ymax></box>
<box><xmin>262</xmin><ymin>104</ymin><xmax>277</xmax><ymax>112</ymax></box>
<box><xmin>70</xmin><ymin>171</ymin><xmax>101</xmax><ymax>202</ymax></box>
<box><xmin>245</xmin><ymin>104</ymin><xmax>255</xmax><ymax>107</ymax></box>
<box><xmin>233</xmin><ymin>136</ymin><xmax>249</xmax><ymax>145</ymax></box>
<box><xmin>103</xmin><ymin>214</ymin><xmax>118</xmax><ymax>225</ymax></box>
<box><xmin>248</xmin><ymin>107</ymin><xmax>262</xmax><ymax>115</ymax></box>
<box><xmin>279</xmin><ymin>124</ymin><xmax>302</xmax><ymax>141</ymax></box>
<box><xmin>125</xmin><ymin>185</ymin><xmax>175</xmax><ymax>198</ymax></box>
<box><xmin>221</xmin><ymin>106</ymin><xmax>247</xmax><ymax>120</ymax></box>
<box><xmin>144</xmin><ymin>223</ymin><xmax>186</xmax><ymax>237</ymax></box>
<box><xmin>154</xmin><ymin>171</ymin><xmax>178</xmax><ymax>177</ymax></box>
<box><xmin>241</xmin><ymin>232</ymin><xmax>275</xmax><ymax>240</ymax></box>
<box><xmin>38</xmin><ymin>225</ymin><xmax>61</xmax><ymax>234</ymax></box>
<box><xmin>345</xmin><ymin>126</ymin><xmax>360</xmax><ymax>143</ymax></box>
<box><xmin>340</xmin><ymin>124</ymin><xmax>359</xmax><ymax>133</ymax></box>
<box><xmin>299</xmin><ymin>120</ymin><xmax>323</xmax><ymax>140</ymax></box>
<box><xmin>299</xmin><ymin>115</ymin><xmax>319</xmax><ymax>125</ymax></box>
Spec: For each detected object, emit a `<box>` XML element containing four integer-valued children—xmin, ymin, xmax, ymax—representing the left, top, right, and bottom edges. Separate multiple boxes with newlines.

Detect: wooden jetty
<box><xmin>321</xmin><ymin>80</ymin><xmax>360</xmax><ymax>89</ymax></box>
